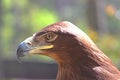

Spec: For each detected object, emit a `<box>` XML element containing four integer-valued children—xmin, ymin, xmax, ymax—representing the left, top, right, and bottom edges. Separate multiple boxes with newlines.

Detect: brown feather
<box><xmin>28</xmin><ymin>21</ymin><xmax>120</xmax><ymax>80</ymax></box>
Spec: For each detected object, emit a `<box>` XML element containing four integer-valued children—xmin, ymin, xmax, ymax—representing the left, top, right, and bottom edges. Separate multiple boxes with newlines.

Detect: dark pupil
<box><xmin>46</xmin><ymin>34</ymin><xmax>52</xmax><ymax>40</ymax></box>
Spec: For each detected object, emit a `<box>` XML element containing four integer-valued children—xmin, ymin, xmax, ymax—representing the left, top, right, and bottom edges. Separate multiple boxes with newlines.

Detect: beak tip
<box><xmin>16</xmin><ymin>42</ymin><xmax>29</xmax><ymax>62</ymax></box>
<box><xmin>16</xmin><ymin>48</ymin><xmax>23</xmax><ymax>63</ymax></box>
<box><xmin>17</xmin><ymin>47</ymin><xmax>25</xmax><ymax>57</ymax></box>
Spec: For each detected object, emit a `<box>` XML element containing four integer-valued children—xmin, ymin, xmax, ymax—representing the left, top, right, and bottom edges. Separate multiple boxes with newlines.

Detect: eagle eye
<box><xmin>44</xmin><ymin>32</ymin><xmax>58</xmax><ymax>42</ymax></box>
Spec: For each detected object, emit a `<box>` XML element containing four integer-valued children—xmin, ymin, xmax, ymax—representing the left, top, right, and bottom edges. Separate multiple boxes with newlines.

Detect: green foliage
<box><xmin>2</xmin><ymin>0</ymin><xmax>12</xmax><ymax>9</ymax></box>
<box><xmin>1</xmin><ymin>26</ymin><xmax>13</xmax><ymax>55</ymax></box>
<box><xmin>29</xmin><ymin>9</ymin><xmax>58</xmax><ymax>31</ymax></box>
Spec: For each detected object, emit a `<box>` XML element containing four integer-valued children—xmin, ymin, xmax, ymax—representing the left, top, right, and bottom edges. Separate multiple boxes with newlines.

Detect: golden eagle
<box><xmin>17</xmin><ymin>21</ymin><xmax>120</xmax><ymax>80</ymax></box>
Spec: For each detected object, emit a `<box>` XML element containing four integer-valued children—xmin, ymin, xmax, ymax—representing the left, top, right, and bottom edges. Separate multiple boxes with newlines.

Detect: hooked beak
<box><xmin>17</xmin><ymin>42</ymin><xmax>29</xmax><ymax>59</ymax></box>
<box><xmin>17</xmin><ymin>36</ymin><xmax>54</xmax><ymax>61</ymax></box>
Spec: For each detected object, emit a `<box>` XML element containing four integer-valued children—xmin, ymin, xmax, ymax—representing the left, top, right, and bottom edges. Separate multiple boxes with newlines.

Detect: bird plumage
<box><xmin>17</xmin><ymin>21</ymin><xmax>120</xmax><ymax>80</ymax></box>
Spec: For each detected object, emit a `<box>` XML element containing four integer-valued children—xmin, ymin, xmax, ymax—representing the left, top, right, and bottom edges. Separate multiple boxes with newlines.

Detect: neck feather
<box><xmin>56</xmin><ymin>47</ymin><xmax>120</xmax><ymax>80</ymax></box>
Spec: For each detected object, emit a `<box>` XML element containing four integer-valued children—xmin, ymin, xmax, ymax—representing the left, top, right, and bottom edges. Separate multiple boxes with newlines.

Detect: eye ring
<box><xmin>46</xmin><ymin>34</ymin><xmax>53</xmax><ymax>41</ymax></box>
<box><xmin>45</xmin><ymin>32</ymin><xmax>58</xmax><ymax>42</ymax></box>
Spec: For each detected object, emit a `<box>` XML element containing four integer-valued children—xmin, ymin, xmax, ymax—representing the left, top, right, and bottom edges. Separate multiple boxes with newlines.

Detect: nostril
<box><xmin>26</xmin><ymin>42</ymin><xmax>32</xmax><ymax>47</ymax></box>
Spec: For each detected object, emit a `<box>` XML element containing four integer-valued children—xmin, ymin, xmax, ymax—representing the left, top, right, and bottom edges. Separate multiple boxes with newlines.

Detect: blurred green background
<box><xmin>0</xmin><ymin>0</ymin><xmax>120</xmax><ymax>79</ymax></box>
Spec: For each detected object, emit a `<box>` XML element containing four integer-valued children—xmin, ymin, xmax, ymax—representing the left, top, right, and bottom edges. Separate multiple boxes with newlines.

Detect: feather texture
<box><xmin>17</xmin><ymin>21</ymin><xmax>120</xmax><ymax>80</ymax></box>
